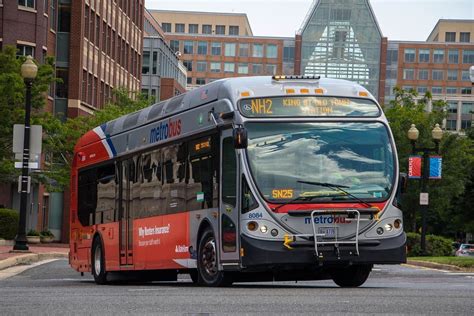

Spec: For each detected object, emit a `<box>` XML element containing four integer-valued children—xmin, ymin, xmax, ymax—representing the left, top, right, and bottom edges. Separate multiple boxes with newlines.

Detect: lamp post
<box><xmin>13</xmin><ymin>56</ymin><xmax>38</xmax><ymax>251</ymax></box>
<box><xmin>407</xmin><ymin>123</ymin><xmax>443</xmax><ymax>255</ymax></box>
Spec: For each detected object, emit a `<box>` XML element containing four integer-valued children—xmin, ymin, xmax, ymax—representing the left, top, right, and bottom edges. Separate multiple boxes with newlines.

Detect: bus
<box><xmin>69</xmin><ymin>76</ymin><xmax>406</xmax><ymax>287</ymax></box>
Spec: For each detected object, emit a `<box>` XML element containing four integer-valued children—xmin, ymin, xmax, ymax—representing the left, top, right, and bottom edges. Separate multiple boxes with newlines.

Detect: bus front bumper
<box><xmin>240</xmin><ymin>232</ymin><xmax>406</xmax><ymax>269</ymax></box>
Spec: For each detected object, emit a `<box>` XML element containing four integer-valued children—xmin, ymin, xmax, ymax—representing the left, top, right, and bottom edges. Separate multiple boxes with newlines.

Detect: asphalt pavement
<box><xmin>0</xmin><ymin>260</ymin><xmax>473</xmax><ymax>315</ymax></box>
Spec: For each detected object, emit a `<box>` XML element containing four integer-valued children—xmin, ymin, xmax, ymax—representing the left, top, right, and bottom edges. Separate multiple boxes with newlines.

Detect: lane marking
<box><xmin>0</xmin><ymin>259</ymin><xmax>60</xmax><ymax>280</ymax></box>
<box><xmin>402</xmin><ymin>264</ymin><xmax>450</xmax><ymax>273</ymax></box>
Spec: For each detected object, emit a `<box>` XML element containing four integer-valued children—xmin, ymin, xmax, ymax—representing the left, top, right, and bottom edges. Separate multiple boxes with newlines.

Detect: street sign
<box><xmin>17</xmin><ymin>176</ymin><xmax>31</xmax><ymax>193</ymax></box>
<box><xmin>429</xmin><ymin>156</ymin><xmax>442</xmax><ymax>179</ymax></box>
<box><xmin>420</xmin><ymin>193</ymin><xmax>429</xmax><ymax>205</ymax></box>
<box><xmin>12</xmin><ymin>124</ymin><xmax>42</xmax><ymax>154</ymax></box>
<box><xmin>408</xmin><ymin>156</ymin><xmax>422</xmax><ymax>179</ymax></box>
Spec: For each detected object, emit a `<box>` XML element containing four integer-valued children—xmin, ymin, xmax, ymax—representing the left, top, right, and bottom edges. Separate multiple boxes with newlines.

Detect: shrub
<box><xmin>0</xmin><ymin>208</ymin><xmax>19</xmax><ymax>240</ymax></box>
<box><xmin>27</xmin><ymin>229</ymin><xmax>40</xmax><ymax>236</ymax></box>
<box><xmin>407</xmin><ymin>232</ymin><xmax>453</xmax><ymax>256</ymax></box>
<box><xmin>40</xmin><ymin>230</ymin><xmax>54</xmax><ymax>237</ymax></box>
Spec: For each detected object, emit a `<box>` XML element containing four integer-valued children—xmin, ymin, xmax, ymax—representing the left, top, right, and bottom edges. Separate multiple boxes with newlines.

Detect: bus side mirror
<box><xmin>233</xmin><ymin>126</ymin><xmax>248</xmax><ymax>149</ymax></box>
<box><xmin>399</xmin><ymin>172</ymin><xmax>408</xmax><ymax>194</ymax></box>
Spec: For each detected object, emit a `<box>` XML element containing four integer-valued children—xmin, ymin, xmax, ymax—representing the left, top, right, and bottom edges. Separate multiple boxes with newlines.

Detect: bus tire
<box><xmin>330</xmin><ymin>264</ymin><xmax>372</xmax><ymax>288</ymax></box>
<box><xmin>197</xmin><ymin>228</ymin><xmax>232</xmax><ymax>287</ymax></box>
<box><xmin>92</xmin><ymin>237</ymin><xmax>107</xmax><ymax>285</ymax></box>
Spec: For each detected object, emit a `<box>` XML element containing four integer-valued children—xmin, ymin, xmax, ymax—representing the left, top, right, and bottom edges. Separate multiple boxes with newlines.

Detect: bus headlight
<box><xmin>376</xmin><ymin>227</ymin><xmax>384</xmax><ymax>235</ymax></box>
<box><xmin>247</xmin><ymin>221</ymin><xmax>258</xmax><ymax>231</ymax></box>
<box><xmin>271</xmin><ymin>229</ymin><xmax>279</xmax><ymax>237</ymax></box>
<box><xmin>384</xmin><ymin>223</ymin><xmax>393</xmax><ymax>232</ymax></box>
<box><xmin>260</xmin><ymin>225</ymin><xmax>268</xmax><ymax>233</ymax></box>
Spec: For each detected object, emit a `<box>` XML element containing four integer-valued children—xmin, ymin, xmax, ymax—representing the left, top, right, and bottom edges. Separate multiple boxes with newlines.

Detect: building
<box><xmin>149</xmin><ymin>10</ymin><xmax>295</xmax><ymax>89</ymax></box>
<box><xmin>0</xmin><ymin>0</ymin><xmax>145</xmax><ymax>241</ymax></box>
<box><xmin>385</xmin><ymin>20</ymin><xmax>473</xmax><ymax>132</ymax></box>
<box><xmin>142</xmin><ymin>10</ymin><xmax>186</xmax><ymax>102</ymax></box>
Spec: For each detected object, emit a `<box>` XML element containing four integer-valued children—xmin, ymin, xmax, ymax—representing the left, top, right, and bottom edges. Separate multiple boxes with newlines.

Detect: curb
<box><xmin>407</xmin><ymin>259</ymin><xmax>474</xmax><ymax>272</ymax></box>
<box><xmin>0</xmin><ymin>252</ymin><xmax>68</xmax><ymax>271</ymax></box>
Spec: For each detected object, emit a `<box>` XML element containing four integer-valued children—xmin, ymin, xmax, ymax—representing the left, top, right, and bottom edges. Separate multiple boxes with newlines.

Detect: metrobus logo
<box><xmin>304</xmin><ymin>215</ymin><xmax>350</xmax><ymax>224</ymax></box>
<box><xmin>149</xmin><ymin>119</ymin><xmax>182</xmax><ymax>143</ymax></box>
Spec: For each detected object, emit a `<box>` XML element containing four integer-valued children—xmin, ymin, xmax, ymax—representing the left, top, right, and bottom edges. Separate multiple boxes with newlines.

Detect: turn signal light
<box><xmin>394</xmin><ymin>219</ymin><xmax>402</xmax><ymax>229</ymax></box>
<box><xmin>247</xmin><ymin>221</ymin><xmax>258</xmax><ymax>231</ymax></box>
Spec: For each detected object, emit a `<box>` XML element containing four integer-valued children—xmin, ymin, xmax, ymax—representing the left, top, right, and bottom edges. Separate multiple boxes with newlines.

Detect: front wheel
<box><xmin>92</xmin><ymin>238</ymin><xmax>107</xmax><ymax>285</ymax></box>
<box><xmin>197</xmin><ymin>228</ymin><xmax>232</xmax><ymax>287</ymax></box>
<box><xmin>330</xmin><ymin>264</ymin><xmax>372</xmax><ymax>288</ymax></box>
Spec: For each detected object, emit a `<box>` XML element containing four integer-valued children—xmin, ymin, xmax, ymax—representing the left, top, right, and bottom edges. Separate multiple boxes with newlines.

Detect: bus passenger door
<box><xmin>219</xmin><ymin>129</ymin><xmax>240</xmax><ymax>263</ymax></box>
<box><xmin>119</xmin><ymin>160</ymin><xmax>134</xmax><ymax>266</ymax></box>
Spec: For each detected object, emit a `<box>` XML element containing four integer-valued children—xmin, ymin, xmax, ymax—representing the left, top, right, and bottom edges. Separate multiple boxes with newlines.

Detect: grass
<box><xmin>409</xmin><ymin>256</ymin><xmax>474</xmax><ymax>268</ymax></box>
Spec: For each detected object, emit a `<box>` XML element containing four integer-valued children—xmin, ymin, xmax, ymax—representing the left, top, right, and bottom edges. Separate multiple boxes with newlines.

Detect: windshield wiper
<box><xmin>297</xmin><ymin>180</ymin><xmax>373</xmax><ymax>208</ymax></box>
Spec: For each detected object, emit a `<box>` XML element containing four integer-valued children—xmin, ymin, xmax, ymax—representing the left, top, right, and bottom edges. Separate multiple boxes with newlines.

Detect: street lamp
<box><xmin>13</xmin><ymin>56</ymin><xmax>38</xmax><ymax>251</ymax></box>
<box><xmin>407</xmin><ymin>123</ymin><xmax>443</xmax><ymax>255</ymax></box>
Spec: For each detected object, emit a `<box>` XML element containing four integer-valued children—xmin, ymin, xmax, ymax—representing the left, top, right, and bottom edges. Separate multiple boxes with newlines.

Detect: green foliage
<box><xmin>0</xmin><ymin>46</ymin><xmax>56</xmax><ymax>183</ymax></box>
<box><xmin>384</xmin><ymin>87</ymin><xmax>474</xmax><ymax>236</ymax></box>
<box><xmin>27</xmin><ymin>229</ymin><xmax>40</xmax><ymax>236</ymax></box>
<box><xmin>0</xmin><ymin>208</ymin><xmax>19</xmax><ymax>240</ymax></box>
<box><xmin>40</xmin><ymin>230</ymin><xmax>54</xmax><ymax>237</ymax></box>
<box><xmin>406</xmin><ymin>232</ymin><xmax>453</xmax><ymax>256</ymax></box>
<box><xmin>37</xmin><ymin>88</ymin><xmax>153</xmax><ymax>190</ymax></box>
<box><xmin>410</xmin><ymin>256</ymin><xmax>474</xmax><ymax>268</ymax></box>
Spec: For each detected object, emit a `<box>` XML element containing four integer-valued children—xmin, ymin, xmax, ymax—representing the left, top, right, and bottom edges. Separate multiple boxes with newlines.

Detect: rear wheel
<box><xmin>197</xmin><ymin>228</ymin><xmax>232</xmax><ymax>287</ymax></box>
<box><xmin>92</xmin><ymin>237</ymin><xmax>107</xmax><ymax>285</ymax></box>
<box><xmin>330</xmin><ymin>264</ymin><xmax>372</xmax><ymax>288</ymax></box>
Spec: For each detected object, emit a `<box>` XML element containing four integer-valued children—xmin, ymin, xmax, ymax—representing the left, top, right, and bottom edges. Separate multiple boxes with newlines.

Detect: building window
<box><xmin>210</xmin><ymin>62</ymin><xmax>221</xmax><ymax>73</ymax></box>
<box><xmin>18</xmin><ymin>0</ymin><xmax>35</xmax><ymax>8</ymax></box>
<box><xmin>448</xmin><ymin>49</ymin><xmax>459</xmax><ymax>64</ymax></box>
<box><xmin>196</xmin><ymin>78</ymin><xmax>205</xmax><ymax>85</ymax></box>
<box><xmin>196</xmin><ymin>61</ymin><xmax>207</xmax><ymax>72</ymax></box>
<box><xmin>386</xmin><ymin>69</ymin><xmax>397</xmax><ymax>79</ymax></box>
<box><xmin>461</xmin><ymin>87</ymin><xmax>472</xmax><ymax>95</ymax></box>
<box><xmin>239</xmin><ymin>43</ymin><xmax>249</xmax><ymax>57</ymax></box>
<box><xmin>402</xmin><ymin>86</ymin><xmax>413</xmax><ymax>92</ymax></box>
<box><xmin>152</xmin><ymin>52</ymin><xmax>158</xmax><ymax>74</ymax></box>
<box><xmin>460</xmin><ymin>32</ymin><xmax>470</xmax><ymax>43</ymax></box>
<box><xmin>252</xmin><ymin>64</ymin><xmax>263</xmax><ymax>74</ymax></box>
<box><xmin>404</xmin><ymin>49</ymin><xmax>415</xmax><ymax>62</ymax></box>
<box><xmin>224</xmin><ymin>43</ymin><xmax>236</xmax><ymax>57</ymax></box>
<box><xmin>266</xmin><ymin>44</ymin><xmax>278</xmax><ymax>58</ymax></box>
<box><xmin>447</xmin><ymin>70</ymin><xmax>458</xmax><ymax>81</ymax></box>
<box><xmin>17</xmin><ymin>44</ymin><xmax>35</xmax><ymax>57</ymax></box>
<box><xmin>216</xmin><ymin>25</ymin><xmax>225</xmax><ymax>35</ymax></box>
<box><xmin>170</xmin><ymin>40</ymin><xmax>179</xmax><ymax>53</ymax></box>
<box><xmin>253</xmin><ymin>44</ymin><xmax>263</xmax><ymax>57</ymax></box>
<box><xmin>238</xmin><ymin>63</ymin><xmax>249</xmax><ymax>74</ymax></box>
<box><xmin>197</xmin><ymin>41</ymin><xmax>207</xmax><ymax>55</ymax></box>
<box><xmin>462</xmin><ymin>102</ymin><xmax>473</xmax><ymax>114</ymax></box>
<box><xmin>418</xmin><ymin>49</ymin><xmax>430</xmax><ymax>63</ymax></box>
<box><xmin>432</xmin><ymin>69</ymin><xmax>444</xmax><ymax>80</ymax></box>
<box><xmin>175</xmin><ymin>23</ymin><xmax>185</xmax><ymax>33</ymax></box>
<box><xmin>229</xmin><ymin>25</ymin><xmax>239</xmax><ymax>36</ymax></box>
<box><xmin>446</xmin><ymin>120</ymin><xmax>457</xmax><ymax>131</ymax></box>
<box><xmin>418</xmin><ymin>69</ymin><xmax>429</xmax><ymax>80</ymax></box>
<box><xmin>461</xmin><ymin>120</ymin><xmax>472</xmax><ymax>130</ymax></box>
<box><xmin>445</xmin><ymin>32</ymin><xmax>456</xmax><ymax>42</ymax></box>
<box><xmin>183</xmin><ymin>60</ymin><xmax>193</xmax><ymax>72</ymax></box>
<box><xmin>142</xmin><ymin>51</ymin><xmax>150</xmax><ymax>74</ymax></box>
<box><xmin>187</xmin><ymin>77</ymin><xmax>192</xmax><ymax>85</ymax></box>
<box><xmin>403</xmin><ymin>69</ymin><xmax>415</xmax><ymax>80</ymax></box>
<box><xmin>161</xmin><ymin>23</ymin><xmax>171</xmax><ymax>32</ymax></box>
<box><xmin>189</xmin><ymin>24</ymin><xmax>198</xmax><ymax>34</ymax></box>
<box><xmin>462</xmin><ymin>50</ymin><xmax>474</xmax><ymax>63</ymax></box>
<box><xmin>211</xmin><ymin>42</ymin><xmax>221</xmax><ymax>55</ymax></box>
<box><xmin>447</xmin><ymin>101</ymin><xmax>458</xmax><ymax>113</ymax></box>
<box><xmin>417</xmin><ymin>86</ymin><xmax>427</xmax><ymax>94</ymax></box>
<box><xmin>202</xmin><ymin>24</ymin><xmax>212</xmax><ymax>34</ymax></box>
<box><xmin>432</xmin><ymin>87</ymin><xmax>443</xmax><ymax>94</ymax></box>
<box><xmin>283</xmin><ymin>46</ymin><xmax>295</xmax><ymax>62</ymax></box>
<box><xmin>446</xmin><ymin>87</ymin><xmax>457</xmax><ymax>94</ymax></box>
<box><xmin>183</xmin><ymin>41</ymin><xmax>194</xmax><ymax>54</ymax></box>
<box><xmin>50</xmin><ymin>0</ymin><xmax>56</xmax><ymax>30</ymax></box>
<box><xmin>462</xmin><ymin>70</ymin><xmax>470</xmax><ymax>81</ymax></box>
<box><xmin>265</xmin><ymin>64</ymin><xmax>277</xmax><ymax>75</ymax></box>
<box><xmin>433</xmin><ymin>49</ymin><xmax>444</xmax><ymax>63</ymax></box>
<box><xmin>386</xmin><ymin>49</ymin><xmax>398</xmax><ymax>66</ymax></box>
<box><xmin>224</xmin><ymin>63</ymin><xmax>235</xmax><ymax>73</ymax></box>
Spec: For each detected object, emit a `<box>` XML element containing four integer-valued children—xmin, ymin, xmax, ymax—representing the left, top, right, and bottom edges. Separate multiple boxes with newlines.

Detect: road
<box><xmin>0</xmin><ymin>260</ymin><xmax>473</xmax><ymax>315</ymax></box>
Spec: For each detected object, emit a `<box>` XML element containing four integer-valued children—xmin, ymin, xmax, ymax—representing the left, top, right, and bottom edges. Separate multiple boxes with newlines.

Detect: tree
<box><xmin>384</xmin><ymin>87</ymin><xmax>474</xmax><ymax>236</ymax></box>
<box><xmin>0</xmin><ymin>46</ymin><xmax>56</xmax><ymax>183</ymax></box>
<box><xmin>36</xmin><ymin>88</ymin><xmax>153</xmax><ymax>190</ymax></box>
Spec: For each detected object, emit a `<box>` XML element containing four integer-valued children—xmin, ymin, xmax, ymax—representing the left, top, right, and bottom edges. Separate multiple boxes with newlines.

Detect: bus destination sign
<box><xmin>239</xmin><ymin>96</ymin><xmax>380</xmax><ymax>117</ymax></box>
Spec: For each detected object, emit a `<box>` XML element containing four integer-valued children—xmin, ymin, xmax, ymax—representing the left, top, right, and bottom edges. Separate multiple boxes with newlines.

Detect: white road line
<box><xmin>0</xmin><ymin>259</ymin><xmax>60</xmax><ymax>280</ymax></box>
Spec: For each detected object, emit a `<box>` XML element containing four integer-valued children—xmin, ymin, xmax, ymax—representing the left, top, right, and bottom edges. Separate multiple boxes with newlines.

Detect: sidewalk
<box><xmin>0</xmin><ymin>242</ymin><xmax>69</xmax><ymax>271</ymax></box>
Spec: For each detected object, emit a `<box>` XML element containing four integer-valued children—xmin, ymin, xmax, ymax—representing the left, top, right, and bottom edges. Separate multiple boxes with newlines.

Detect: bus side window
<box><xmin>78</xmin><ymin>168</ymin><xmax>97</xmax><ymax>226</ymax></box>
<box><xmin>96</xmin><ymin>163</ymin><xmax>115</xmax><ymax>224</ymax></box>
<box><xmin>242</xmin><ymin>176</ymin><xmax>258</xmax><ymax>214</ymax></box>
<box><xmin>222</xmin><ymin>137</ymin><xmax>237</xmax><ymax>207</ymax></box>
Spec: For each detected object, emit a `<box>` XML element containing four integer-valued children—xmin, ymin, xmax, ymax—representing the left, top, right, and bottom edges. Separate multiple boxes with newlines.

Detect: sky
<box><xmin>145</xmin><ymin>0</ymin><xmax>473</xmax><ymax>41</ymax></box>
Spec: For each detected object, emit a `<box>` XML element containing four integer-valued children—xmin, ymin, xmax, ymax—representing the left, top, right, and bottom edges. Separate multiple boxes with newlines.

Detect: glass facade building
<box><xmin>299</xmin><ymin>0</ymin><xmax>382</xmax><ymax>98</ymax></box>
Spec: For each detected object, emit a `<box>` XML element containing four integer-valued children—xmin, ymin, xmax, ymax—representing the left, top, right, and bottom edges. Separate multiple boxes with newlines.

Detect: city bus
<box><xmin>69</xmin><ymin>76</ymin><xmax>406</xmax><ymax>287</ymax></box>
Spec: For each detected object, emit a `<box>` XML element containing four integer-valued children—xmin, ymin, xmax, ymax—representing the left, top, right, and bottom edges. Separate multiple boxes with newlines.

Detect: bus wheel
<box><xmin>197</xmin><ymin>228</ymin><xmax>232</xmax><ymax>287</ymax></box>
<box><xmin>330</xmin><ymin>264</ymin><xmax>372</xmax><ymax>288</ymax></box>
<box><xmin>92</xmin><ymin>237</ymin><xmax>107</xmax><ymax>285</ymax></box>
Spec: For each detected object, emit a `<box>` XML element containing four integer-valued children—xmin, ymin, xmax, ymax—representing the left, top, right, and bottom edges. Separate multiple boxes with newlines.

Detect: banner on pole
<box><xmin>408</xmin><ymin>156</ymin><xmax>422</xmax><ymax>179</ymax></box>
<box><xmin>429</xmin><ymin>156</ymin><xmax>442</xmax><ymax>179</ymax></box>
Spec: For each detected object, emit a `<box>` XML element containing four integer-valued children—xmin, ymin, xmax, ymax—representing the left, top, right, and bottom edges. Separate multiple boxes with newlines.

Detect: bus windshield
<box><xmin>245</xmin><ymin>122</ymin><xmax>395</xmax><ymax>203</ymax></box>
